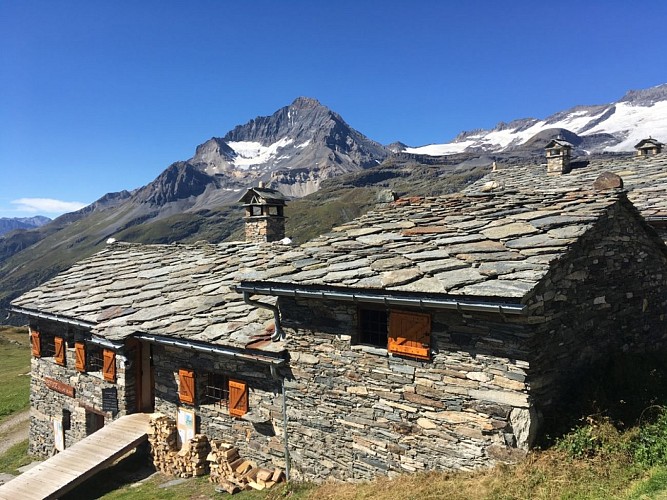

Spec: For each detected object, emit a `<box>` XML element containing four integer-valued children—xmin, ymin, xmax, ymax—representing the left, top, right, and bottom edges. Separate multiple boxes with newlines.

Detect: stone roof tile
<box><xmin>11</xmin><ymin>241</ymin><xmax>290</xmax><ymax>353</ymax></box>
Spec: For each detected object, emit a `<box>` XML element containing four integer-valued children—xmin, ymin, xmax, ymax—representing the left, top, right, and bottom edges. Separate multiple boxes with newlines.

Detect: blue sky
<box><xmin>1</xmin><ymin>0</ymin><xmax>666</xmax><ymax>219</ymax></box>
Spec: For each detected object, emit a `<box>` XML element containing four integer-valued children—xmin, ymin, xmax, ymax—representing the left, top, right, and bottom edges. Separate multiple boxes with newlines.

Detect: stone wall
<box><xmin>150</xmin><ymin>343</ymin><xmax>287</xmax><ymax>470</ymax></box>
<box><xmin>245</xmin><ymin>216</ymin><xmax>286</xmax><ymax>243</ymax></box>
<box><xmin>526</xmin><ymin>200</ymin><xmax>667</xmax><ymax>421</ymax></box>
<box><xmin>278</xmin><ymin>297</ymin><xmax>534</xmax><ymax>481</ymax></box>
<box><xmin>27</xmin><ymin>320</ymin><xmax>132</xmax><ymax>457</ymax></box>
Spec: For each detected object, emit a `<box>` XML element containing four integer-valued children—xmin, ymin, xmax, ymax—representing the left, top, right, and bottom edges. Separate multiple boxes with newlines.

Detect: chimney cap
<box><xmin>545</xmin><ymin>138</ymin><xmax>573</xmax><ymax>149</ymax></box>
<box><xmin>238</xmin><ymin>186</ymin><xmax>288</xmax><ymax>205</ymax></box>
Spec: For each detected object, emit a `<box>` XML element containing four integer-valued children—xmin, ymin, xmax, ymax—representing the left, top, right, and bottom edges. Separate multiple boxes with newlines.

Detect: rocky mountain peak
<box><xmin>290</xmin><ymin>96</ymin><xmax>322</xmax><ymax>109</ymax></box>
<box><xmin>188</xmin><ymin>97</ymin><xmax>389</xmax><ymax>197</ymax></box>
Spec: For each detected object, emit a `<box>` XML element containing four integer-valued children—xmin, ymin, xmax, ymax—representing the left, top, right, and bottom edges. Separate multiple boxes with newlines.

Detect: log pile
<box><xmin>148</xmin><ymin>415</ymin><xmax>211</xmax><ymax>478</ymax></box>
<box><xmin>207</xmin><ymin>439</ymin><xmax>285</xmax><ymax>494</ymax></box>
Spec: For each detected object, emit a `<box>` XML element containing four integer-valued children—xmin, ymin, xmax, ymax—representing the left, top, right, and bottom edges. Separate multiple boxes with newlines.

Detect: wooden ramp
<box><xmin>0</xmin><ymin>412</ymin><xmax>151</xmax><ymax>500</ymax></box>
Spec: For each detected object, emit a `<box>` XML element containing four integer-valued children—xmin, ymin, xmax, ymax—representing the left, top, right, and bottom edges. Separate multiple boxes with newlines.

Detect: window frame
<box><xmin>357</xmin><ymin>307</ymin><xmax>432</xmax><ymax>361</ymax></box>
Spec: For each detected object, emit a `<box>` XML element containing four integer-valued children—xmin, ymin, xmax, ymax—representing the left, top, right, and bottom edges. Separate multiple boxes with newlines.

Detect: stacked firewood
<box><xmin>207</xmin><ymin>439</ymin><xmax>285</xmax><ymax>494</ymax></box>
<box><xmin>148</xmin><ymin>415</ymin><xmax>211</xmax><ymax>478</ymax></box>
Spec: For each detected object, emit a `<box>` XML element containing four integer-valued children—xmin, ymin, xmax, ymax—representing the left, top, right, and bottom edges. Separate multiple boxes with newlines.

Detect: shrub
<box><xmin>631</xmin><ymin>406</ymin><xmax>667</xmax><ymax>467</ymax></box>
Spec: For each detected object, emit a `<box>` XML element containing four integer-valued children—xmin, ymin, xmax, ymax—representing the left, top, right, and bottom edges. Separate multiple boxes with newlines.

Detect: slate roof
<box><xmin>11</xmin><ymin>241</ymin><xmax>288</xmax><ymax>352</ymax></box>
<box><xmin>464</xmin><ymin>153</ymin><xmax>667</xmax><ymax>222</ymax></box>
<box><xmin>242</xmin><ymin>189</ymin><xmax>629</xmax><ymax>301</ymax></box>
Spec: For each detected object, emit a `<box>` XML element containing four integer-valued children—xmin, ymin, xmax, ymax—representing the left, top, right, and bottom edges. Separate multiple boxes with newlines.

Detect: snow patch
<box><xmin>227</xmin><ymin>137</ymin><xmax>294</xmax><ymax>170</ymax></box>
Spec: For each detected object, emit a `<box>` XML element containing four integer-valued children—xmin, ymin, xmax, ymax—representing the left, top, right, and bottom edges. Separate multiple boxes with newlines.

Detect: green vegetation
<box><xmin>0</xmin><ymin>326</ymin><xmax>30</xmax><ymax>422</ymax></box>
<box><xmin>0</xmin><ymin>440</ymin><xmax>31</xmax><ymax>475</ymax></box>
<box><xmin>85</xmin><ymin>412</ymin><xmax>667</xmax><ymax>499</ymax></box>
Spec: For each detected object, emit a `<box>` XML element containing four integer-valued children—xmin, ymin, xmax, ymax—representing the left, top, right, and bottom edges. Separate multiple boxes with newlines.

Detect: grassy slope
<box><xmin>0</xmin><ymin>326</ymin><xmax>30</xmax><ymax>421</ymax></box>
<box><xmin>0</xmin><ymin>325</ymin><xmax>32</xmax><ymax>475</ymax></box>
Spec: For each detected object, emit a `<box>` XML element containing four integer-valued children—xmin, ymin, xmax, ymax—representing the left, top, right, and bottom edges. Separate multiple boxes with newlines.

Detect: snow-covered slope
<box><xmin>405</xmin><ymin>84</ymin><xmax>667</xmax><ymax>156</ymax></box>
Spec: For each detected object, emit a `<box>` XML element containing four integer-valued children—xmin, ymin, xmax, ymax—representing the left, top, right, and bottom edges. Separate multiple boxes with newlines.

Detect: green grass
<box><xmin>0</xmin><ymin>326</ymin><xmax>30</xmax><ymax>423</ymax></box>
<box><xmin>628</xmin><ymin>467</ymin><xmax>667</xmax><ymax>499</ymax></box>
<box><xmin>0</xmin><ymin>439</ymin><xmax>31</xmax><ymax>475</ymax></box>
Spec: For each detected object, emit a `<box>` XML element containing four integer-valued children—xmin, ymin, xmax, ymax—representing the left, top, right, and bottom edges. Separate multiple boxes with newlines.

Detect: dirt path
<box><xmin>0</xmin><ymin>410</ymin><xmax>30</xmax><ymax>456</ymax></box>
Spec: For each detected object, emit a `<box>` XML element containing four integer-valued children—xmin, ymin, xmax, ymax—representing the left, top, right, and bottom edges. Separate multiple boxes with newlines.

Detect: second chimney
<box><xmin>545</xmin><ymin>138</ymin><xmax>573</xmax><ymax>175</ymax></box>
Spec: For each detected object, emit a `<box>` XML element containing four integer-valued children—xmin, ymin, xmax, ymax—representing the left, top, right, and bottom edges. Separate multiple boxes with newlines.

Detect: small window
<box><xmin>204</xmin><ymin>372</ymin><xmax>230</xmax><ymax>409</ymax></box>
<box><xmin>87</xmin><ymin>344</ymin><xmax>104</xmax><ymax>372</ymax></box>
<box><xmin>359</xmin><ymin>308</ymin><xmax>388</xmax><ymax>348</ymax></box>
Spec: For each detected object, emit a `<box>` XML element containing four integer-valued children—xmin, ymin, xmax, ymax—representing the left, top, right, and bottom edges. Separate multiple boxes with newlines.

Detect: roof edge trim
<box><xmin>134</xmin><ymin>333</ymin><xmax>286</xmax><ymax>366</ymax></box>
<box><xmin>236</xmin><ymin>283</ymin><xmax>528</xmax><ymax>316</ymax></box>
<box><xmin>9</xmin><ymin>306</ymin><xmax>96</xmax><ymax>329</ymax></box>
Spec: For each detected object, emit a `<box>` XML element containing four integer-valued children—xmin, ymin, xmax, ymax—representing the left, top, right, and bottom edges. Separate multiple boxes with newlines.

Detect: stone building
<box><xmin>467</xmin><ymin>152</ymin><xmax>667</xmax><ymax>243</ymax></box>
<box><xmin>10</xmin><ymin>163</ymin><xmax>667</xmax><ymax>481</ymax></box>
<box><xmin>635</xmin><ymin>137</ymin><xmax>664</xmax><ymax>156</ymax></box>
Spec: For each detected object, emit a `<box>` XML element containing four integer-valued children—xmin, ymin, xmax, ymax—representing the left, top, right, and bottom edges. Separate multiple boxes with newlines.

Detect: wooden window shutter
<box><xmin>75</xmin><ymin>342</ymin><xmax>86</xmax><ymax>372</ymax></box>
<box><xmin>388</xmin><ymin>311</ymin><xmax>431</xmax><ymax>360</ymax></box>
<box><xmin>228</xmin><ymin>379</ymin><xmax>248</xmax><ymax>417</ymax></box>
<box><xmin>30</xmin><ymin>330</ymin><xmax>41</xmax><ymax>357</ymax></box>
<box><xmin>54</xmin><ymin>337</ymin><xmax>66</xmax><ymax>366</ymax></box>
<box><xmin>102</xmin><ymin>349</ymin><xmax>116</xmax><ymax>382</ymax></box>
<box><xmin>178</xmin><ymin>369</ymin><xmax>195</xmax><ymax>405</ymax></box>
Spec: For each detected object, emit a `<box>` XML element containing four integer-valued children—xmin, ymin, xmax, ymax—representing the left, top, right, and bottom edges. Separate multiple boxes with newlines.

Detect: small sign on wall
<box><xmin>177</xmin><ymin>407</ymin><xmax>196</xmax><ymax>448</ymax></box>
<box><xmin>102</xmin><ymin>387</ymin><xmax>118</xmax><ymax>414</ymax></box>
<box><xmin>53</xmin><ymin>417</ymin><xmax>64</xmax><ymax>452</ymax></box>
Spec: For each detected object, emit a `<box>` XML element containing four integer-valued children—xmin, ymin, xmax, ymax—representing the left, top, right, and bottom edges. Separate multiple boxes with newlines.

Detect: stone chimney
<box><xmin>634</xmin><ymin>137</ymin><xmax>664</xmax><ymax>156</ymax></box>
<box><xmin>238</xmin><ymin>185</ymin><xmax>287</xmax><ymax>243</ymax></box>
<box><xmin>545</xmin><ymin>138</ymin><xmax>573</xmax><ymax>175</ymax></box>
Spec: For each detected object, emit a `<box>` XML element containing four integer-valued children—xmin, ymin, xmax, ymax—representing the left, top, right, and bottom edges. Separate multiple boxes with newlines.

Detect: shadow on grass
<box><xmin>60</xmin><ymin>446</ymin><xmax>156</xmax><ymax>500</ymax></box>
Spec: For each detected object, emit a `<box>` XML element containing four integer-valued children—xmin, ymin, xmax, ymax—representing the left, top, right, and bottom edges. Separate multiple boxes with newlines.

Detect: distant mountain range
<box><xmin>0</xmin><ymin>216</ymin><xmax>51</xmax><ymax>236</ymax></box>
<box><xmin>2</xmin><ymin>83</ymin><xmax>667</xmax><ymax>321</ymax></box>
<box><xmin>401</xmin><ymin>83</ymin><xmax>667</xmax><ymax>156</ymax></box>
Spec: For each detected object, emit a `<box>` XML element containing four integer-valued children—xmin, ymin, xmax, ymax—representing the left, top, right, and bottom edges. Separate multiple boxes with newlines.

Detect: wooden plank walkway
<box><xmin>0</xmin><ymin>412</ymin><xmax>151</xmax><ymax>500</ymax></box>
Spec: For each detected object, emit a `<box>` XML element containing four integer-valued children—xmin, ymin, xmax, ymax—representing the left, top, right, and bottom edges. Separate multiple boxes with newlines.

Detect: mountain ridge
<box><xmin>404</xmin><ymin>83</ymin><xmax>667</xmax><ymax>156</ymax></box>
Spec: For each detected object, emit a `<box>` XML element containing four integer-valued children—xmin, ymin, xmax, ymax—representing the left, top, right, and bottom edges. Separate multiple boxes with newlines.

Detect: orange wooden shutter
<box><xmin>102</xmin><ymin>349</ymin><xmax>116</xmax><ymax>382</ymax></box>
<box><xmin>229</xmin><ymin>379</ymin><xmax>248</xmax><ymax>417</ymax></box>
<box><xmin>30</xmin><ymin>330</ymin><xmax>41</xmax><ymax>357</ymax></box>
<box><xmin>75</xmin><ymin>342</ymin><xmax>86</xmax><ymax>372</ymax></box>
<box><xmin>388</xmin><ymin>311</ymin><xmax>431</xmax><ymax>360</ymax></box>
<box><xmin>178</xmin><ymin>369</ymin><xmax>195</xmax><ymax>404</ymax></box>
<box><xmin>54</xmin><ymin>337</ymin><xmax>66</xmax><ymax>365</ymax></box>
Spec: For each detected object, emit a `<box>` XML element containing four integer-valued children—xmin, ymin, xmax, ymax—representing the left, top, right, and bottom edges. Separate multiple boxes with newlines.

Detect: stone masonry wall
<box><xmin>28</xmin><ymin>320</ymin><xmax>132</xmax><ymax>457</ymax></box>
<box><xmin>151</xmin><ymin>344</ymin><xmax>287</xmax><ymax>470</ymax></box>
<box><xmin>278</xmin><ymin>297</ymin><xmax>535</xmax><ymax>481</ymax></box>
<box><xmin>526</xmin><ymin>201</ymin><xmax>667</xmax><ymax>420</ymax></box>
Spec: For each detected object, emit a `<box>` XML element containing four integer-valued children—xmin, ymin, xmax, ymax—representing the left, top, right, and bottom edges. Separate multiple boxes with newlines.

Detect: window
<box><xmin>358</xmin><ymin>308</ymin><xmax>432</xmax><ymax>360</ymax></box>
<box><xmin>204</xmin><ymin>372</ymin><xmax>229</xmax><ymax>409</ymax></box>
<box><xmin>359</xmin><ymin>308</ymin><xmax>388</xmax><ymax>347</ymax></box>
<box><xmin>87</xmin><ymin>344</ymin><xmax>104</xmax><ymax>372</ymax></box>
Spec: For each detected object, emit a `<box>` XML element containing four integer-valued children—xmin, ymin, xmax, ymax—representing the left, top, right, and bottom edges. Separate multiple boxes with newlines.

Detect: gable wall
<box><xmin>27</xmin><ymin>320</ymin><xmax>133</xmax><ymax>457</ymax></box>
<box><xmin>527</xmin><ymin>201</ymin><xmax>667</xmax><ymax>420</ymax></box>
<box><xmin>279</xmin><ymin>296</ymin><xmax>535</xmax><ymax>481</ymax></box>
